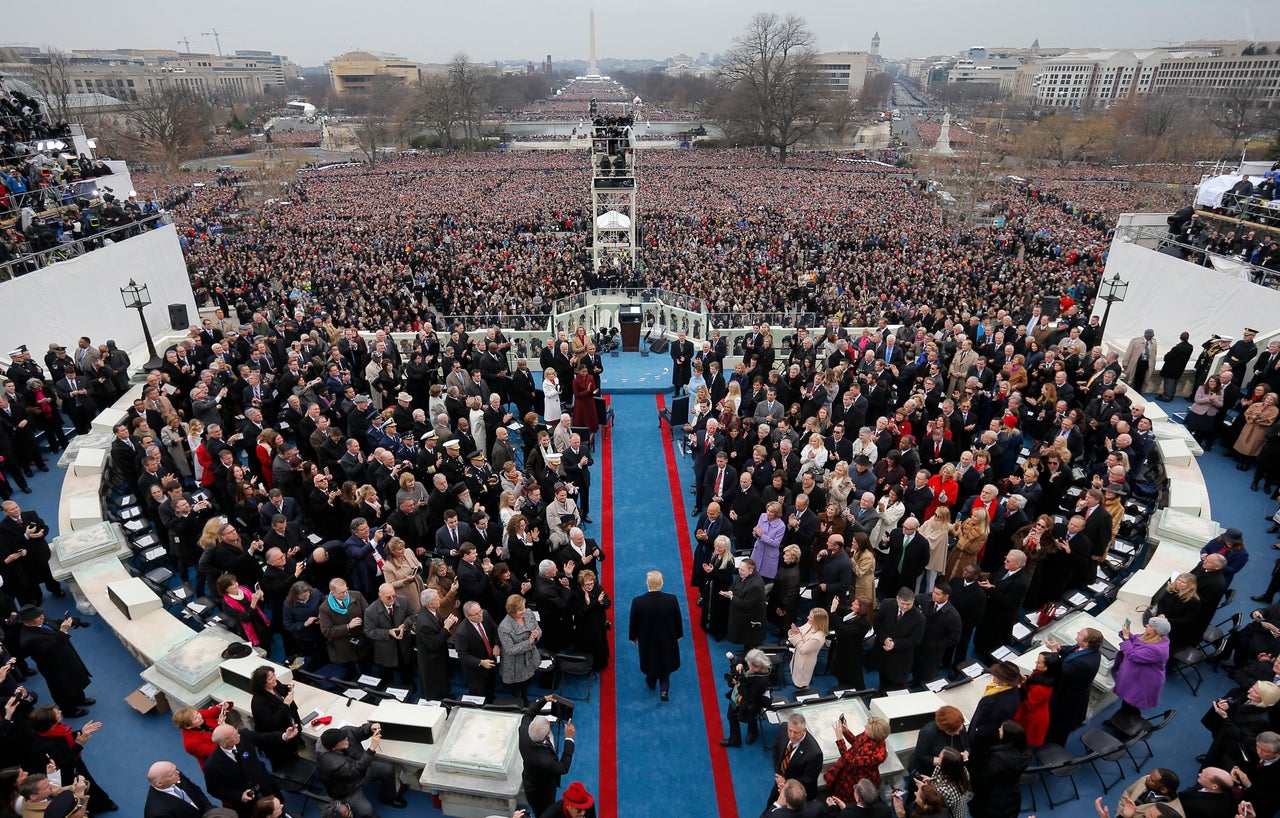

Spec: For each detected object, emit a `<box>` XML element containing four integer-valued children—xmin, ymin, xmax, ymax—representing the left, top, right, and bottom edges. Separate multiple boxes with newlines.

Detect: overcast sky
<box><xmin>6</xmin><ymin>0</ymin><xmax>1279</xmax><ymax>66</ymax></box>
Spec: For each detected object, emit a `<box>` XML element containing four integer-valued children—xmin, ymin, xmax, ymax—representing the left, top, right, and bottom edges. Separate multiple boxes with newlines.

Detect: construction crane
<box><xmin>178</xmin><ymin>37</ymin><xmax>192</xmax><ymax>55</ymax></box>
<box><xmin>202</xmin><ymin>28</ymin><xmax>223</xmax><ymax>57</ymax></box>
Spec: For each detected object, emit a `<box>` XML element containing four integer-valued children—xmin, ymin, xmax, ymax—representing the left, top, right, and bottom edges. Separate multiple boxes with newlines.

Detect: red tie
<box><xmin>715</xmin><ymin>469</ymin><xmax>724</xmax><ymax>496</ymax></box>
<box><xmin>476</xmin><ymin>623</ymin><xmax>493</xmax><ymax>657</ymax></box>
<box><xmin>705</xmin><ymin>436</ymin><xmax>711</xmax><ymax>452</ymax></box>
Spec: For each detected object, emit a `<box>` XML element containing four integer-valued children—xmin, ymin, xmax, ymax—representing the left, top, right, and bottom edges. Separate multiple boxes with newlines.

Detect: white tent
<box><xmin>595</xmin><ymin>210</ymin><xmax>631</xmax><ymax>229</ymax></box>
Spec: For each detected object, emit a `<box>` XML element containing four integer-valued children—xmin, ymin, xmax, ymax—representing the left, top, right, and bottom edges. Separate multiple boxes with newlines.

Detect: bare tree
<box><xmin>109</xmin><ymin>85</ymin><xmax>213</xmax><ymax>171</ymax></box>
<box><xmin>448</xmin><ymin>53</ymin><xmax>490</xmax><ymax>150</ymax></box>
<box><xmin>404</xmin><ymin>73</ymin><xmax>460</xmax><ymax>149</ymax></box>
<box><xmin>30</xmin><ymin>47</ymin><xmax>75</xmax><ymax>125</ymax></box>
<box><xmin>350</xmin><ymin>75</ymin><xmax>405</xmax><ymax>164</ymax></box>
<box><xmin>1203</xmin><ymin>80</ymin><xmax>1274</xmax><ymax>154</ymax></box>
<box><xmin>858</xmin><ymin>72</ymin><xmax>895</xmax><ymax>112</ymax></box>
<box><xmin>716</xmin><ymin>12</ymin><xmax>826</xmax><ymax>165</ymax></box>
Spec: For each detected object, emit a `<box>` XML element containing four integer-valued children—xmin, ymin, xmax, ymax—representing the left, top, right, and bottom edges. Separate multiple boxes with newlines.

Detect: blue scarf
<box><xmin>327</xmin><ymin>594</ymin><xmax>349</xmax><ymax>615</ymax></box>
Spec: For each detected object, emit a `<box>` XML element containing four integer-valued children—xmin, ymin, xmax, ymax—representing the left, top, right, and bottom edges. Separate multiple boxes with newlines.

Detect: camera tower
<box><xmin>588</xmin><ymin>99</ymin><xmax>638</xmax><ymax>278</ymax></box>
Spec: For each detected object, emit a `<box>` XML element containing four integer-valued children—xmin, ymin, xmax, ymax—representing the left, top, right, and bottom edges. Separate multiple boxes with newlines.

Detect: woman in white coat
<box><xmin>542</xmin><ymin>367</ymin><xmax>562</xmax><ymax>422</ymax></box>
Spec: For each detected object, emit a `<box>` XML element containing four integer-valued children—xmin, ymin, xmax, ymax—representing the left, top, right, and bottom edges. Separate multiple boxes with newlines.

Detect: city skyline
<box><xmin>5</xmin><ymin>0</ymin><xmax>1279</xmax><ymax>68</ymax></box>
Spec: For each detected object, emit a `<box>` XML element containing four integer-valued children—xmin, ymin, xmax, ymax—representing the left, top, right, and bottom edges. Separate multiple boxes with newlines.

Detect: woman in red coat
<box><xmin>825</xmin><ymin>716</ymin><xmax>890</xmax><ymax>800</ymax></box>
<box><xmin>1013</xmin><ymin>651</ymin><xmax>1062</xmax><ymax>746</ymax></box>
<box><xmin>571</xmin><ymin>365</ymin><xmax>600</xmax><ymax>433</ymax></box>
<box><xmin>171</xmin><ymin>701</ymin><xmax>232</xmax><ymax>769</ymax></box>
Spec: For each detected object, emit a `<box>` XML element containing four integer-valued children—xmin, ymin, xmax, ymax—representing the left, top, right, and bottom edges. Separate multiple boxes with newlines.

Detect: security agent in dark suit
<box><xmin>520</xmin><ymin>695</ymin><xmax>577</xmax><ymax>817</ymax></box>
<box><xmin>453</xmin><ymin>600</ymin><xmax>499</xmax><ymax>701</ymax></box>
<box><xmin>202</xmin><ymin>724</ymin><xmax>294</xmax><ymax>818</ymax></box>
<box><xmin>145</xmin><ymin>761</ymin><xmax>238</xmax><ymax>818</ymax></box>
<box><xmin>913</xmin><ymin>582</ymin><xmax>963</xmax><ymax>684</ymax></box>
<box><xmin>873</xmin><ymin>587</ymin><xmax>926</xmax><ymax>691</ymax></box>
<box><xmin>765</xmin><ymin>713</ymin><xmax>824</xmax><ymax>810</ymax></box>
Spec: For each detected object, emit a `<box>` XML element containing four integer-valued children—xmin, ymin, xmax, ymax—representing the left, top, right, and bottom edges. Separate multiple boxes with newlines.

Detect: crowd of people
<box><xmin>154</xmin><ymin>148</ymin><xmax>1209</xmax><ymax>340</ymax></box>
<box><xmin>3</xmin><ymin>132</ymin><xmax>1279</xmax><ymax>817</ymax></box>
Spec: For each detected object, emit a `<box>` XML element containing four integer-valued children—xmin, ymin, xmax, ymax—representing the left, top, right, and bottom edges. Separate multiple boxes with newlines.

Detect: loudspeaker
<box><xmin>168</xmin><ymin>303</ymin><xmax>189</xmax><ymax>330</ymax></box>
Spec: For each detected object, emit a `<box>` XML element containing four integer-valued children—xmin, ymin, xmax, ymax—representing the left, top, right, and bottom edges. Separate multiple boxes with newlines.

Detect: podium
<box><xmin>619</xmin><ymin>304</ymin><xmax>642</xmax><ymax>351</ymax></box>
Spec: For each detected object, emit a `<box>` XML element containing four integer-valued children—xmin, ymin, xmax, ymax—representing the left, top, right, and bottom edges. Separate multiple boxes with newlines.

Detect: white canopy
<box><xmin>596</xmin><ymin>210</ymin><xmax>631</xmax><ymax>229</ymax></box>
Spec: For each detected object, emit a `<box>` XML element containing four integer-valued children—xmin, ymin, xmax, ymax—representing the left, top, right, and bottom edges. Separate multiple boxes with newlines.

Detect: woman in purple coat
<box><xmin>1112</xmin><ymin>616</ymin><xmax>1172</xmax><ymax>720</ymax></box>
<box><xmin>748</xmin><ymin>502</ymin><xmax>786</xmax><ymax>580</ymax></box>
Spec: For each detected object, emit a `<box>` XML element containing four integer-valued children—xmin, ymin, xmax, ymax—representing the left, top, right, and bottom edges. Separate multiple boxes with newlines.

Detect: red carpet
<box><xmin>654</xmin><ymin>394</ymin><xmax>739</xmax><ymax>817</ymax></box>
<box><xmin>597</xmin><ymin>396</ymin><xmax>618</xmax><ymax>818</ymax></box>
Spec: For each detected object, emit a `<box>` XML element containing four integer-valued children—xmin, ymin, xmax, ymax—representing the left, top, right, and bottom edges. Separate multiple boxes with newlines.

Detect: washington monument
<box><xmin>587</xmin><ymin>9</ymin><xmax>600</xmax><ymax>77</ymax></box>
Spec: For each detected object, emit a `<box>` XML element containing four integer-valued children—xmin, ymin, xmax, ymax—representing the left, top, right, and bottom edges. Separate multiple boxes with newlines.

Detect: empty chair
<box><xmin>1034</xmin><ymin>744</ymin><xmax>1100</xmax><ymax>808</ymax></box>
<box><xmin>1081</xmin><ymin>727</ymin><xmax>1128</xmax><ymax>792</ymax></box>
<box><xmin>554</xmin><ymin>652</ymin><xmax>595</xmax><ymax>701</ymax></box>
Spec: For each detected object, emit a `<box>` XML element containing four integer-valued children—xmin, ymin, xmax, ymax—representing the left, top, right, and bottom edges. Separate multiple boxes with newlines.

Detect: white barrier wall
<box><xmin>0</xmin><ymin>224</ymin><xmax>197</xmax><ymax>357</ymax></box>
<box><xmin>1091</xmin><ymin>240</ymin><xmax>1280</xmax><ymax>349</ymax></box>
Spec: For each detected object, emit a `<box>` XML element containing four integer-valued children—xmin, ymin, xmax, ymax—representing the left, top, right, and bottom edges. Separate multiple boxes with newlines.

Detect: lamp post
<box><xmin>1096</xmin><ymin>272</ymin><xmax>1129</xmax><ymax>346</ymax></box>
<box><xmin>120</xmin><ymin>279</ymin><xmax>162</xmax><ymax>372</ymax></box>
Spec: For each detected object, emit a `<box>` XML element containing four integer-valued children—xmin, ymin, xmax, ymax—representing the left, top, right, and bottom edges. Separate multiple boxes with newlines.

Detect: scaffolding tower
<box><xmin>589</xmin><ymin>99</ymin><xmax>638</xmax><ymax>281</ymax></box>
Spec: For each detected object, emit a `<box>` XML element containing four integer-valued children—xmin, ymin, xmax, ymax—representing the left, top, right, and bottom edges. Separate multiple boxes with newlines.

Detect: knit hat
<box><xmin>1256</xmin><ymin>681</ymin><xmax>1280</xmax><ymax>707</ymax></box>
<box><xmin>321</xmin><ymin>728</ymin><xmax>346</xmax><ymax>749</ymax></box>
<box><xmin>1147</xmin><ymin>617</ymin><xmax>1172</xmax><ymax>637</ymax></box>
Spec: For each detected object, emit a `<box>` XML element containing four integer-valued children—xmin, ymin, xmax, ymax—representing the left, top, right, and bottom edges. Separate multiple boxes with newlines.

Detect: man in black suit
<box><xmin>879</xmin><ymin>517</ymin><xmax>929</xmax><ymax>600</ymax></box>
<box><xmin>913</xmin><ymin>582</ymin><xmax>963</xmax><ymax>683</ymax></box>
<box><xmin>109</xmin><ymin>423</ymin><xmax>143</xmax><ymax>487</ymax></box>
<box><xmin>766</xmin><ymin>714</ymin><xmax>824</xmax><ymax>809</ymax></box>
<box><xmin>689</xmin><ymin>419</ymin><xmax>724</xmax><ymax>515</ymax></box>
<box><xmin>873</xmin><ymin>587</ymin><xmax>926</xmax><ymax>691</ymax></box>
<box><xmin>973</xmin><ymin>549</ymin><xmax>1031</xmax><ymax>655</ymax></box>
<box><xmin>923</xmin><ymin>427</ymin><xmax>956</xmax><ymax>474</ymax></box>
<box><xmin>145</xmin><ymin>761</ymin><xmax>238</xmax><ymax>818</ymax></box>
<box><xmin>813</xmin><ymin>534</ymin><xmax>853</xmax><ymax>613</ymax></box>
<box><xmin>415</xmin><ymin>587</ymin><xmax>457</xmax><ymax>700</ymax></box>
<box><xmin>561</xmin><ymin>433</ymin><xmax>595</xmax><ymax>523</ymax></box>
<box><xmin>946</xmin><ymin>564</ymin><xmax>988</xmax><ymax>668</ymax></box>
<box><xmin>55</xmin><ymin>364</ymin><xmax>96</xmax><ymax>435</ymax></box>
<box><xmin>764</xmin><ymin>779</ymin><xmax>822</xmax><ymax>817</ymax></box>
<box><xmin>628</xmin><ymin>570</ymin><xmax>683</xmax><ymax>701</ymax></box>
<box><xmin>824</xmin><ymin>778</ymin><xmax>891</xmax><ymax>818</ymax></box>
<box><xmin>669</xmin><ymin>331</ymin><xmax>694</xmax><ymax>395</ymax></box>
<box><xmin>510</xmin><ymin>358</ymin><xmax>538</xmax><ymax>419</ymax></box>
<box><xmin>691</xmin><ymin>502</ymin><xmax>728</xmax><ymax>589</ymax></box>
<box><xmin>1175</xmin><ymin>767</ymin><xmax>1236</xmax><ymax>818</ymax></box>
<box><xmin>0</xmin><ymin>501</ymin><xmax>63</xmax><ymax>602</ymax></box>
<box><xmin>1233</xmin><ymin>731</ymin><xmax>1280</xmax><ymax>818</ymax></box>
<box><xmin>18</xmin><ymin>606</ymin><xmax>93</xmax><ymax>714</ymax></box>
<box><xmin>203</xmin><ymin>724</ymin><xmax>293</xmax><ymax>818</ymax></box>
<box><xmin>519</xmin><ymin>696</ymin><xmax>577</xmax><ymax>817</ymax></box>
<box><xmin>258</xmin><ymin>488</ymin><xmax>302</xmax><ymax>531</ymax></box>
<box><xmin>452</xmin><ymin>600</ymin><xmax>499</xmax><ymax>701</ymax></box>
<box><xmin>698</xmin><ymin>451</ymin><xmax>738</xmax><ymax>523</ymax></box>
<box><xmin>784</xmin><ymin>493</ymin><xmax>819</xmax><ymax>581</ymax></box>
<box><xmin>1192</xmin><ymin>554</ymin><xmax>1230</xmax><ymax>638</ymax></box>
